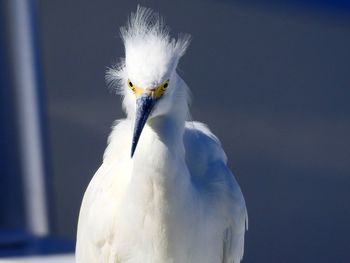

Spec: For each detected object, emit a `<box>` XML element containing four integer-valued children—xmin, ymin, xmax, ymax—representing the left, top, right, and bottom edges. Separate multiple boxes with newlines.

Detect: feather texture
<box><xmin>76</xmin><ymin>6</ymin><xmax>247</xmax><ymax>263</ymax></box>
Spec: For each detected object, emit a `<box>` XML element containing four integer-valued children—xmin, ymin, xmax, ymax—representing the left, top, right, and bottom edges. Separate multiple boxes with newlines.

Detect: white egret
<box><xmin>76</xmin><ymin>6</ymin><xmax>248</xmax><ymax>263</ymax></box>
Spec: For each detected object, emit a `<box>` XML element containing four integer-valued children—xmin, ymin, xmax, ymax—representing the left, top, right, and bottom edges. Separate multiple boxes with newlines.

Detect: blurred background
<box><xmin>1</xmin><ymin>0</ymin><xmax>350</xmax><ymax>262</ymax></box>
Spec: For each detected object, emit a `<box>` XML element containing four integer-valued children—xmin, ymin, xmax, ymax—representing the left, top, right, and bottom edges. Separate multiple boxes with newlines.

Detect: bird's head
<box><xmin>107</xmin><ymin>6</ymin><xmax>191</xmax><ymax>157</ymax></box>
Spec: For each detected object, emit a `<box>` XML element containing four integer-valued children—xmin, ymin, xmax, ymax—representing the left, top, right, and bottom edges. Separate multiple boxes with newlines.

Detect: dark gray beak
<box><xmin>131</xmin><ymin>93</ymin><xmax>156</xmax><ymax>157</ymax></box>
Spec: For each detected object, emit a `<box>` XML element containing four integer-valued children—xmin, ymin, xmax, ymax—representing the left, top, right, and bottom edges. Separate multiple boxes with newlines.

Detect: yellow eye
<box><xmin>162</xmin><ymin>80</ymin><xmax>169</xmax><ymax>90</ymax></box>
<box><xmin>154</xmin><ymin>80</ymin><xmax>170</xmax><ymax>99</ymax></box>
<box><xmin>128</xmin><ymin>79</ymin><xmax>136</xmax><ymax>93</ymax></box>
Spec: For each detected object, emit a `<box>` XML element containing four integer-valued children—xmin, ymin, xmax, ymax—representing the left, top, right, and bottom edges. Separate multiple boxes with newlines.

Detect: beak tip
<box><xmin>131</xmin><ymin>142</ymin><xmax>136</xmax><ymax>158</ymax></box>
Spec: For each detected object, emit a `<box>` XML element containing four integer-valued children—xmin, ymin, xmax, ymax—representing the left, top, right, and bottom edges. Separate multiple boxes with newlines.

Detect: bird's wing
<box><xmin>184</xmin><ymin>121</ymin><xmax>227</xmax><ymax>178</ymax></box>
<box><xmin>184</xmin><ymin>121</ymin><xmax>248</xmax><ymax>263</ymax></box>
<box><xmin>219</xmin><ymin>163</ymin><xmax>248</xmax><ymax>263</ymax></box>
<box><xmin>76</xmin><ymin>119</ymin><xmax>133</xmax><ymax>262</ymax></box>
<box><xmin>76</xmin><ymin>161</ymin><xmax>113</xmax><ymax>262</ymax></box>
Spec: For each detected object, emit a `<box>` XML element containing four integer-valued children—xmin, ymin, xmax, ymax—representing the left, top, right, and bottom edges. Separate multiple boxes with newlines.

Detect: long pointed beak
<box><xmin>131</xmin><ymin>93</ymin><xmax>156</xmax><ymax>157</ymax></box>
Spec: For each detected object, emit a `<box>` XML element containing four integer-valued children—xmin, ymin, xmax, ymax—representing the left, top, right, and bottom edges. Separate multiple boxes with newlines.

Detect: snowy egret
<box><xmin>76</xmin><ymin>6</ymin><xmax>247</xmax><ymax>263</ymax></box>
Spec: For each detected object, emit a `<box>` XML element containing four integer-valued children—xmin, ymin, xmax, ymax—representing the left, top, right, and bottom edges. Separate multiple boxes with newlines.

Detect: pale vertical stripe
<box><xmin>7</xmin><ymin>0</ymin><xmax>49</xmax><ymax>236</ymax></box>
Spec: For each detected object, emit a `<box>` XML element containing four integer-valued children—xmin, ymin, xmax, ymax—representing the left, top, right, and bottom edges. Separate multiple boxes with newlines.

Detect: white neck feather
<box><xmin>131</xmin><ymin>114</ymin><xmax>188</xmax><ymax>186</ymax></box>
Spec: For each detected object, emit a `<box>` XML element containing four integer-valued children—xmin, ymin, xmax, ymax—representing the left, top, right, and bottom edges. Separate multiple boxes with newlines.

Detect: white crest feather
<box><xmin>106</xmin><ymin>6</ymin><xmax>191</xmax><ymax>92</ymax></box>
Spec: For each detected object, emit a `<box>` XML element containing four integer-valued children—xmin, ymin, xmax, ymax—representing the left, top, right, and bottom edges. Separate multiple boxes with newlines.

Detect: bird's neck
<box><xmin>129</xmin><ymin>114</ymin><xmax>189</xmax><ymax>199</ymax></box>
<box><xmin>118</xmin><ymin>116</ymin><xmax>191</xmax><ymax>260</ymax></box>
<box><xmin>132</xmin><ymin>114</ymin><xmax>186</xmax><ymax>174</ymax></box>
<box><xmin>149</xmin><ymin>115</ymin><xmax>185</xmax><ymax>154</ymax></box>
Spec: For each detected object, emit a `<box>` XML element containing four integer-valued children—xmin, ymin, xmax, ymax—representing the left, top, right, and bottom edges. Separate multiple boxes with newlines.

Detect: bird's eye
<box><xmin>162</xmin><ymin>80</ymin><xmax>169</xmax><ymax>90</ymax></box>
<box><xmin>154</xmin><ymin>80</ymin><xmax>170</xmax><ymax>99</ymax></box>
<box><xmin>128</xmin><ymin>79</ymin><xmax>137</xmax><ymax>94</ymax></box>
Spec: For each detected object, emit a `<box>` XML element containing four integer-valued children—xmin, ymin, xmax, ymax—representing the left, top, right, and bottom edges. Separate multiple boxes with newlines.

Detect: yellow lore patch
<box><xmin>128</xmin><ymin>79</ymin><xmax>169</xmax><ymax>99</ymax></box>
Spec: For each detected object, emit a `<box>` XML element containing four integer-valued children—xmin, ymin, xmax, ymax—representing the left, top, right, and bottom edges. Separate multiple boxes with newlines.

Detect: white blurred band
<box><xmin>6</xmin><ymin>0</ymin><xmax>49</xmax><ymax>236</ymax></box>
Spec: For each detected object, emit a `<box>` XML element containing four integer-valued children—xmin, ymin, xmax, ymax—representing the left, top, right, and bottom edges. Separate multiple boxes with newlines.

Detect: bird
<box><xmin>76</xmin><ymin>6</ymin><xmax>248</xmax><ymax>263</ymax></box>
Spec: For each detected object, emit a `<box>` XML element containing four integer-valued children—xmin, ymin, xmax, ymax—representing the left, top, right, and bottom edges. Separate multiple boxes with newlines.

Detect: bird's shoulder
<box><xmin>184</xmin><ymin>121</ymin><xmax>246</xmax><ymax>210</ymax></box>
<box><xmin>184</xmin><ymin>121</ymin><xmax>227</xmax><ymax>178</ymax></box>
<box><xmin>183</xmin><ymin>121</ymin><xmax>245</xmax><ymax>207</ymax></box>
<box><xmin>184</xmin><ymin>121</ymin><xmax>247</xmax><ymax>263</ymax></box>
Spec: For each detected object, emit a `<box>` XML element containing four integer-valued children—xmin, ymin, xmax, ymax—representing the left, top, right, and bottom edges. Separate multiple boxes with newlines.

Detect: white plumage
<box><xmin>76</xmin><ymin>6</ymin><xmax>247</xmax><ymax>263</ymax></box>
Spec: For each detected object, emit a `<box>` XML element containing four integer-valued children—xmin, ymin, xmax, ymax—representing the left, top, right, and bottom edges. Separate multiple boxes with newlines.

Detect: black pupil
<box><xmin>129</xmin><ymin>81</ymin><xmax>133</xmax><ymax>87</ymax></box>
<box><xmin>164</xmin><ymin>83</ymin><xmax>168</xmax><ymax>88</ymax></box>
